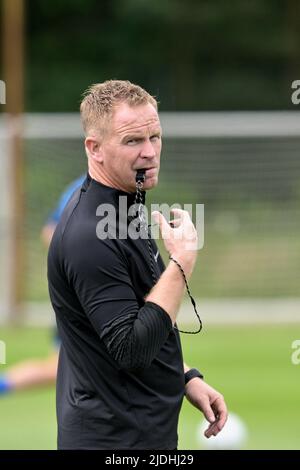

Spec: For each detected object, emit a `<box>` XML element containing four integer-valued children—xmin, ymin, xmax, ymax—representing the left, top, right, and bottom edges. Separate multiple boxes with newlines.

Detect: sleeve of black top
<box><xmin>100</xmin><ymin>301</ymin><xmax>172</xmax><ymax>371</ymax></box>
<box><xmin>68</xmin><ymin>238</ymin><xmax>172</xmax><ymax>371</ymax></box>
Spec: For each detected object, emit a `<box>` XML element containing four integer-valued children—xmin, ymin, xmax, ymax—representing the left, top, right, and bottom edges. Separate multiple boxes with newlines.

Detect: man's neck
<box><xmin>88</xmin><ymin>165</ymin><xmax>133</xmax><ymax>193</ymax></box>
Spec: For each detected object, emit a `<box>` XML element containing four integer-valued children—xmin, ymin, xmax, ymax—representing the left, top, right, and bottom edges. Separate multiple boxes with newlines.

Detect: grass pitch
<box><xmin>0</xmin><ymin>324</ymin><xmax>299</xmax><ymax>449</ymax></box>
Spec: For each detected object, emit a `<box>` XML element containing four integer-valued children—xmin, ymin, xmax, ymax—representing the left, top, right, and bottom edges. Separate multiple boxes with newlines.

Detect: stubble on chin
<box><xmin>144</xmin><ymin>176</ymin><xmax>158</xmax><ymax>190</ymax></box>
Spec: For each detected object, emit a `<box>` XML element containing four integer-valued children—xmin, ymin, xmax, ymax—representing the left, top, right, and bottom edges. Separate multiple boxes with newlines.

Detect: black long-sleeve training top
<box><xmin>47</xmin><ymin>173</ymin><xmax>185</xmax><ymax>450</ymax></box>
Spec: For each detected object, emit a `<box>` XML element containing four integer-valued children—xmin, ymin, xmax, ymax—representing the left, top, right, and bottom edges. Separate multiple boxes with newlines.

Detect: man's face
<box><xmin>98</xmin><ymin>102</ymin><xmax>162</xmax><ymax>193</ymax></box>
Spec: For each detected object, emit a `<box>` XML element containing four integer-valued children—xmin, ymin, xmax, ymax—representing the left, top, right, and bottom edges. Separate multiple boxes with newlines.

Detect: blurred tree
<box><xmin>6</xmin><ymin>0</ymin><xmax>296</xmax><ymax>111</ymax></box>
<box><xmin>286</xmin><ymin>0</ymin><xmax>300</xmax><ymax>79</ymax></box>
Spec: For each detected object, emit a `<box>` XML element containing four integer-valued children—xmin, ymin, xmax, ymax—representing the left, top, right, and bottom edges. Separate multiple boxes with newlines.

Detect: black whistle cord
<box><xmin>134</xmin><ymin>171</ymin><xmax>202</xmax><ymax>335</ymax></box>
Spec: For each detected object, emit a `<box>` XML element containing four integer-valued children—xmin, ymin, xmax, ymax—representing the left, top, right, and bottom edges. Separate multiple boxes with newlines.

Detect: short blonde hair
<box><xmin>80</xmin><ymin>80</ymin><xmax>158</xmax><ymax>136</ymax></box>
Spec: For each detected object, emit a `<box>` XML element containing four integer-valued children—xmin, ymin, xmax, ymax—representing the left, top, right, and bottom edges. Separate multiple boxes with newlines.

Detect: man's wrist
<box><xmin>169</xmin><ymin>255</ymin><xmax>195</xmax><ymax>279</ymax></box>
<box><xmin>184</xmin><ymin>368</ymin><xmax>204</xmax><ymax>385</ymax></box>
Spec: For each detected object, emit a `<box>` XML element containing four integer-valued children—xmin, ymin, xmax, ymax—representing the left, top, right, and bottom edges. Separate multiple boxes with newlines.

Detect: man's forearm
<box><xmin>145</xmin><ymin>259</ymin><xmax>194</xmax><ymax>324</ymax></box>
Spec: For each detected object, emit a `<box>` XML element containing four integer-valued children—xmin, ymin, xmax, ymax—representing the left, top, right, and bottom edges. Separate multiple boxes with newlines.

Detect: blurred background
<box><xmin>0</xmin><ymin>0</ymin><xmax>299</xmax><ymax>449</ymax></box>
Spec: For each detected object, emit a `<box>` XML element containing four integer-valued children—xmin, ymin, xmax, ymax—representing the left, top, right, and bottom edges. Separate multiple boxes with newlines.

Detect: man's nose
<box><xmin>140</xmin><ymin>140</ymin><xmax>156</xmax><ymax>158</ymax></box>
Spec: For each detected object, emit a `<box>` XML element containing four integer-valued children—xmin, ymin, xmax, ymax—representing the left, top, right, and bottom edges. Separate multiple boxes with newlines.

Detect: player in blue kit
<box><xmin>0</xmin><ymin>175</ymin><xmax>85</xmax><ymax>395</ymax></box>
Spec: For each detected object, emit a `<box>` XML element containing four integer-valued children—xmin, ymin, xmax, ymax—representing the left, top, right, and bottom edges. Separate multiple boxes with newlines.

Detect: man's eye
<box><xmin>150</xmin><ymin>135</ymin><xmax>160</xmax><ymax>141</ymax></box>
<box><xmin>126</xmin><ymin>139</ymin><xmax>139</xmax><ymax>145</ymax></box>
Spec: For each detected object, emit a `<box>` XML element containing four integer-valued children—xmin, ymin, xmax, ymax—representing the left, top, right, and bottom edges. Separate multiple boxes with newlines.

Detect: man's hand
<box><xmin>146</xmin><ymin>209</ymin><xmax>198</xmax><ymax>324</ymax></box>
<box><xmin>185</xmin><ymin>378</ymin><xmax>228</xmax><ymax>438</ymax></box>
<box><xmin>152</xmin><ymin>209</ymin><xmax>198</xmax><ymax>277</ymax></box>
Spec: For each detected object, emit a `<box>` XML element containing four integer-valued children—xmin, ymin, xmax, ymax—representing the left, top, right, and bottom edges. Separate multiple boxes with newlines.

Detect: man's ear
<box><xmin>85</xmin><ymin>136</ymin><xmax>104</xmax><ymax>162</ymax></box>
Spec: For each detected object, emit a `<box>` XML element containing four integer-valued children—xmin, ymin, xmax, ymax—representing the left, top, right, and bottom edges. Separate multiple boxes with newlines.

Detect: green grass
<box><xmin>0</xmin><ymin>324</ymin><xmax>299</xmax><ymax>449</ymax></box>
<box><xmin>178</xmin><ymin>324</ymin><xmax>300</xmax><ymax>450</ymax></box>
<box><xmin>0</xmin><ymin>328</ymin><xmax>56</xmax><ymax>450</ymax></box>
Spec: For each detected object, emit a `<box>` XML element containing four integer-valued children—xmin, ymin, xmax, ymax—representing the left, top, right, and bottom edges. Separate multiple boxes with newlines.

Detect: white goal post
<box><xmin>0</xmin><ymin>111</ymin><xmax>300</xmax><ymax>324</ymax></box>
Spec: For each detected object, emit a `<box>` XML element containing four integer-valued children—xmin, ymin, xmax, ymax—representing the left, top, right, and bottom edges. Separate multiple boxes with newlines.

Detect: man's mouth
<box><xmin>136</xmin><ymin>167</ymin><xmax>157</xmax><ymax>174</ymax></box>
<box><xmin>136</xmin><ymin>167</ymin><xmax>155</xmax><ymax>171</ymax></box>
<box><xmin>139</xmin><ymin>168</ymin><xmax>157</xmax><ymax>179</ymax></box>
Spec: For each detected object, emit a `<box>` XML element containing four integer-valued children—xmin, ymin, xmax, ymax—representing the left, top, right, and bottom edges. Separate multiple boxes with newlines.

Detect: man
<box><xmin>48</xmin><ymin>80</ymin><xmax>227</xmax><ymax>450</ymax></box>
<box><xmin>0</xmin><ymin>176</ymin><xmax>85</xmax><ymax>396</ymax></box>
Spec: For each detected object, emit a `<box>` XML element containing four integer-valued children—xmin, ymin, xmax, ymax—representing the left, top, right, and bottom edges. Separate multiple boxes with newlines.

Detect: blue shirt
<box><xmin>46</xmin><ymin>175</ymin><xmax>86</xmax><ymax>225</ymax></box>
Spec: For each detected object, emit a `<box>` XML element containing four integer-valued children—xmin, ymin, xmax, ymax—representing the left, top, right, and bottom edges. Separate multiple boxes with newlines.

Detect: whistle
<box><xmin>136</xmin><ymin>169</ymin><xmax>146</xmax><ymax>183</ymax></box>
